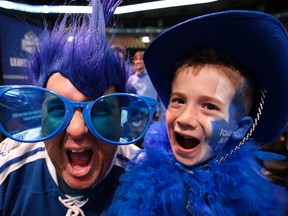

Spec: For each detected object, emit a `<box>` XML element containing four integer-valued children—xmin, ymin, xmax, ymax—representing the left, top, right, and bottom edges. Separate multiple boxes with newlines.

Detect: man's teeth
<box><xmin>70</xmin><ymin>149</ymin><xmax>87</xmax><ymax>153</ymax></box>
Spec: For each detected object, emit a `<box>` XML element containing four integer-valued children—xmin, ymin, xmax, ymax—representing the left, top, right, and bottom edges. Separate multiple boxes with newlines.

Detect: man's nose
<box><xmin>66</xmin><ymin>109</ymin><xmax>88</xmax><ymax>137</ymax></box>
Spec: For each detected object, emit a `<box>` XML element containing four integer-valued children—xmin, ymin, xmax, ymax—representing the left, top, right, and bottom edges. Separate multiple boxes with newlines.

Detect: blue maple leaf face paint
<box><xmin>209</xmin><ymin>119</ymin><xmax>235</xmax><ymax>153</ymax></box>
<box><xmin>208</xmin><ymin>93</ymin><xmax>246</xmax><ymax>157</ymax></box>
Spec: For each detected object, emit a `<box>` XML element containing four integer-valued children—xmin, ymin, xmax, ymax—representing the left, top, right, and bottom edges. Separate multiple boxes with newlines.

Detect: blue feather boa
<box><xmin>109</xmin><ymin>122</ymin><xmax>288</xmax><ymax>215</ymax></box>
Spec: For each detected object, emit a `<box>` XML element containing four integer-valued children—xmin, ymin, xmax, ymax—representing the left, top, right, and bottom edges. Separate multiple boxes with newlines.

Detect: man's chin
<box><xmin>64</xmin><ymin>174</ymin><xmax>95</xmax><ymax>190</ymax></box>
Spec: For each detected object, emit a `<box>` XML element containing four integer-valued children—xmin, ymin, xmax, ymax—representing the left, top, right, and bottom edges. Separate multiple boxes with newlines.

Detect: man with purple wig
<box><xmin>0</xmin><ymin>0</ymin><xmax>157</xmax><ymax>215</ymax></box>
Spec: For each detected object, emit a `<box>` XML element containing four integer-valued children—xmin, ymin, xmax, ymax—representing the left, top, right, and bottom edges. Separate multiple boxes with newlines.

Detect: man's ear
<box><xmin>231</xmin><ymin>116</ymin><xmax>253</xmax><ymax>140</ymax></box>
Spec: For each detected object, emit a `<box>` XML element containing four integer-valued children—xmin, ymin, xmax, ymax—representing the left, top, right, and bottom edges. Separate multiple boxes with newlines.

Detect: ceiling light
<box><xmin>115</xmin><ymin>0</ymin><xmax>218</xmax><ymax>14</ymax></box>
<box><xmin>0</xmin><ymin>0</ymin><xmax>218</xmax><ymax>14</ymax></box>
<box><xmin>141</xmin><ymin>36</ymin><xmax>150</xmax><ymax>43</ymax></box>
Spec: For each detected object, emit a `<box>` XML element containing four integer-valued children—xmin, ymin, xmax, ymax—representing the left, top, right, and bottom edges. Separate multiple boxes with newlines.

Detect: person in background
<box><xmin>109</xmin><ymin>10</ymin><xmax>288</xmax><ymax>215</ymax></box>
<box><xmin>126</xmin><ymin>50</ymin><xmax>165</xmax><ymax>147</ymax></box>
<box><xmin>0</xmin><ymin>0</ymin><xmax>157</xmax><ymax>215</ymax></box>
<box><xmin>127</xmin><ymin>51</ymin><xmax>159</xmax><ymax>100</ymax></box>
<box><xmin>262</xmin><ymin>124</ymin><xmax>288</xmax><ymax>188</ymax></box>
<box><xmin>131</xmin><ymin>50</ymin><xmax>145</xmax><ymax>74</ymax></box>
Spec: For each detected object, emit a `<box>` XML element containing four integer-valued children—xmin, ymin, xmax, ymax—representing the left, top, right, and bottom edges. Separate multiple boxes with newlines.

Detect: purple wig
<box><xmin>25</xmin><ymin>0</ymin><xmax>127</xmax><ymax>97</ymax></box>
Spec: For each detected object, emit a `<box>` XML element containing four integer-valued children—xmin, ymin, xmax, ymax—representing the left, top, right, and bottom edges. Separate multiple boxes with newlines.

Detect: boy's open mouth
<box><xmin>67</xmin><ymin>149</ymin><xmax>93</xmax><ymax>167</ymax></box>
<box><xmin>176</xmin><ymin>133</ymin><xmax>200</xmax><ymax>149</ymax></box>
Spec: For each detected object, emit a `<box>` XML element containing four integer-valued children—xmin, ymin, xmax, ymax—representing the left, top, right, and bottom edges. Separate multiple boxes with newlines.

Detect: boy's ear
<box><xmin>232</xmin><ymin>116</ymin><xmax>253</xmax><ymax>140</ymax></box>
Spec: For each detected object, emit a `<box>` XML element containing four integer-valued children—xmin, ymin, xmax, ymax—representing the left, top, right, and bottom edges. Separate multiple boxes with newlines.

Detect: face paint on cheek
<box><xmin>208</xmin><ymin>97</ymin><xmax>240</xmax><ymax>152</ymax></box>
<box><xmin>209</xmin><ymin>111</ymin><xmax>238</xmax><ymax>155</ymax></box>
<box><xmin>208</xmin><ymin>119</ymin><xmax>234</xmax><ymax>152</ymax></box>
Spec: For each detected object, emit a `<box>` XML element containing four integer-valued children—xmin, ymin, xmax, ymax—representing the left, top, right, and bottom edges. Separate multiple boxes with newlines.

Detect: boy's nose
<box><xmin>66</xmin><ymin>109</ymin><xmax>88</xmax><ymax>137</ymax></box>
<box><xmin>176</xmin><ymin>106</ymin><xmax>199</xmax><ymax>130</ymax></box>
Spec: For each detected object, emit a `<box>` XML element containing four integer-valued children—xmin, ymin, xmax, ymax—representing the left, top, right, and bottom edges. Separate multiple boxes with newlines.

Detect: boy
<box><xmin>109</xmin><ymin>10</ymin><xmax>288</xmax><ymax>215</ymax></box>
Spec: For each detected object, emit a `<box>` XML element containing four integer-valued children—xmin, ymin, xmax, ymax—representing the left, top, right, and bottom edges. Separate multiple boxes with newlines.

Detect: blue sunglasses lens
<box><xmin>0</xmin><ymin>87</ymin><xmax>65</xmax><ymax>142</ymax></box>
<box><xmin>42</xmin><ymin>92</ymin><xmax>66</xmax><ymax>138</ymax></box>
<box><xmin>0</xmin><ymin>87</ymin><xmax>154</xmax><ymax>144</ymax></box>
<box><xmin>91</xmin><ymin>95</ymin><xmax>149</xmax><ymax>143</ymax></box>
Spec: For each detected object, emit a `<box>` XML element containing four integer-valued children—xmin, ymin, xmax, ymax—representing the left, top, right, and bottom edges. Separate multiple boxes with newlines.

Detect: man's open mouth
<box><xmin>67</xmin><ymin>149</ymin><xmax>93</xmax><ymax>167</ymax></box>
<box><xmin>176</xmin><ymin>133</ymin><xmax>200</xmax><ymax>149</ymax></box>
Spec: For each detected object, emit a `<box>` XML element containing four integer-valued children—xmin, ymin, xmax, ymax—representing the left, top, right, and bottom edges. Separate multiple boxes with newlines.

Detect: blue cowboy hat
<box><xmin>144</xmin><ymin>10</ymin><xmax>288</xmax><ymax>145</ymax></box>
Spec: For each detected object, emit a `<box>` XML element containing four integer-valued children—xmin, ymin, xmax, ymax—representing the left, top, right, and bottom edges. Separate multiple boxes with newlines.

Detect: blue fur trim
<box><xmin>109</xmin><ymin>122</ymin><xmax>288</xmax><ymax>215</ymax></box>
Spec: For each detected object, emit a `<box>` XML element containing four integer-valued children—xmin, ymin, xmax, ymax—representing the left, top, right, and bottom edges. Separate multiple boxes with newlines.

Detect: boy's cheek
<box><xmin>208</xmin><ymin>119</ymin><xmax>236</xmax><ymax>152</ymax></box>
<box><xmin>165</xmin><ymin>110</ymin><xmax>176</xmax><ymax>125</ymax></box>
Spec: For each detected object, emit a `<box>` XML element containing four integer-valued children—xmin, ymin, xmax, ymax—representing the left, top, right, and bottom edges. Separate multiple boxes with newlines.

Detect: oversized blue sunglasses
<box><xmin>0</xmin><ymin>85</ymin><xmax>157</xmax><ymax>145</ymax></box>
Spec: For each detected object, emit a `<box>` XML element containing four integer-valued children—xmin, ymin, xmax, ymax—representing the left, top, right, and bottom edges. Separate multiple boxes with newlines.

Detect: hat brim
<box><xmin>144</xmin><ymin>10</ymin><xmax>288</xmax><ymax>145</ymax></box>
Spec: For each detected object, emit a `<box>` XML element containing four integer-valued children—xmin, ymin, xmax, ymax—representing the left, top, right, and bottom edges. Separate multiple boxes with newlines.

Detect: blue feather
<box><xmin>108</xmin><ymin>121</ymin><xmax>288</xmax><ymax>215</ymax></box>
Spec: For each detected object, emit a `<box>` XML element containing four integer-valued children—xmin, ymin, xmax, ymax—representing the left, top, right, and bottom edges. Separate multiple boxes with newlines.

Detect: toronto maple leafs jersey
<box><xmin>0</xmin><ymin>138</ymin><xmax>139</xmax><ymax>216</ymax></box>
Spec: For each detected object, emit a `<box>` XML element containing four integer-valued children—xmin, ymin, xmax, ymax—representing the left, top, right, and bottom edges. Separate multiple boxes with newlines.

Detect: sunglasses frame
<box><xmin>0</xmin><ymin>85</ymin><xmax>157</xmax><ymax>145</ymax></box>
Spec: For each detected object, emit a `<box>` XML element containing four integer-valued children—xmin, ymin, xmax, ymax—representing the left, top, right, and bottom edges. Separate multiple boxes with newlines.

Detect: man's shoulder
<box><xmin>114</xmin><ymin>144</ymin><xmax>140</xmax><ymax>169</ymax></box>
<box><xmin>118</xmin><ymin>144</ymin><xmax>139</xmax><ymax>156</ymax></box>
<box><xmin>0</xmin><ymin>138</ymin><xmax>46</xmax><ymax>184</ymax></box>
<box><xmin>0</xmin><ymin>138</ymin><xmax>45</xmax><ymax>158</ymax></box>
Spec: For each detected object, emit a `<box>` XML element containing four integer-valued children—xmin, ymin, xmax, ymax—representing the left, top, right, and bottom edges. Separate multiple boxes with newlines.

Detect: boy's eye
<box><xmin>170</xmin><ymin>97</ymin><xmax>185</xmax><ymax>104</ymax></box>
<box><xmin>204</xmin><ymin>103</ymin><xmax>220</xmax><ymax>111</ymax></box>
